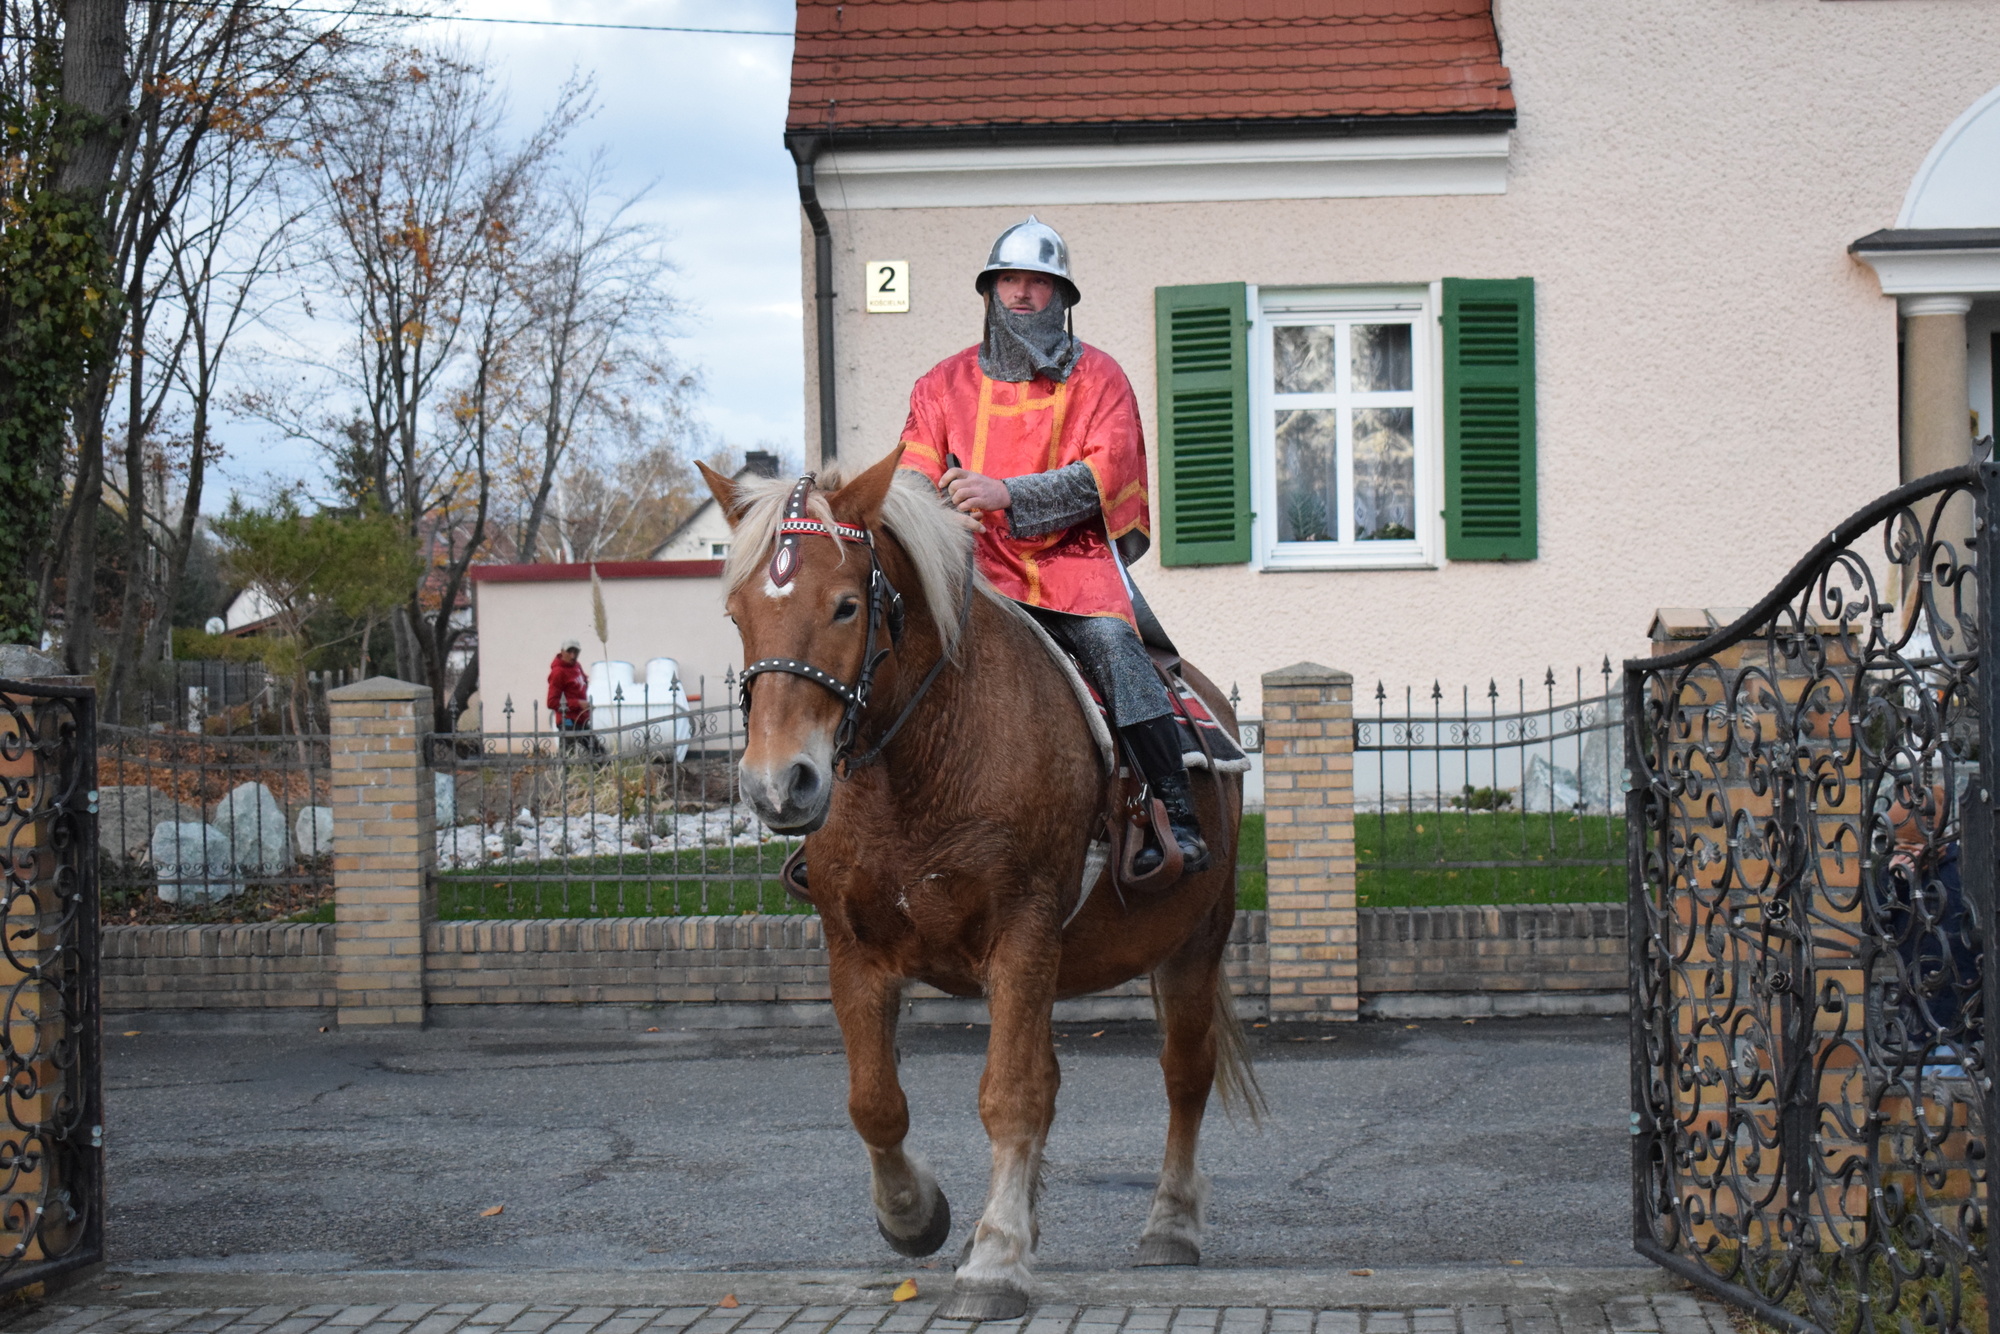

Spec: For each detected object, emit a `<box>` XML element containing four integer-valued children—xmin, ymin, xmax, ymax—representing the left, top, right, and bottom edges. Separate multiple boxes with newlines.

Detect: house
<box><xmin>782</xmin><ymin>0</ymin><xmax>2000</xmax><ymax>712</ymax></box>
<box><xmin>468</xmin><ymin>560</ymin><xmax>741</xmax><ymax>740</ymax></box>
<box><xmin>649</xmin><ymin>449</ymin><xmax>782</xmax><ymax>561</ymax></box>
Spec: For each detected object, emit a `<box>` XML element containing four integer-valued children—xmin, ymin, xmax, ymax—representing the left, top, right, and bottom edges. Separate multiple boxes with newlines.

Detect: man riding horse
<box><xmin>897</xmin><ymin>216</ymin><xmax>1209</xmax><ymax>876</ymax></box>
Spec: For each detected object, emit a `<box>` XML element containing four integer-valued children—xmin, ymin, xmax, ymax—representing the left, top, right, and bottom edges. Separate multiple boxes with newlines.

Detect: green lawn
<box><xmin>432</xmin><ymin>841</ymin><xmax>808</xmax><ymax>919</ymax></box>
<box><xmin>294</xmin><ymin>809</ymin><xmax>1610</xmax><ymax>922</ymax></box>
<box><xmin>1233</xmin><ymin>810</ymin><xmax>1624</xmax><ymax>909</ymax></box>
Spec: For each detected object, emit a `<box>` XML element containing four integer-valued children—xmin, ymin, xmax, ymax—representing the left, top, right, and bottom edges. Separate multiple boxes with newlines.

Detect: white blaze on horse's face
<box><xmin>727</xmin><ymin>553</ymin><xmax>871</xmax><ymax>837</ymax></box>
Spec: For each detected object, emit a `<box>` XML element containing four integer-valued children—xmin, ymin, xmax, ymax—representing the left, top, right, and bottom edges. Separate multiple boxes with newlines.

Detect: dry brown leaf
<box><xmin>646</xmin><ymin>1027</ymin><xmax>660</xmax><ymax>1033</ymax></box>
<box><xmin>891</xmin><ymin>1279</ymin><xmax>919</xmax><ymax>1302</ymax></box>
<box><xmin>480</xmin><ymin>1205</ymin><xmax>504</xmax><ymax>1217</ymax></box>
<box><xmin>122</xmin><ymin>1031</ymin><xmax>141</xmax><ymax>1037</ymax></box>
<box><xmin>1090</xmin><ymin>1031</ymin><xmax>1104</xmax><ymax>1038</ymax></box>
<box><xmin>1350</xmin><ymin>1268</ymin><xmax>1373</xmax><ymax>1277</ymax></box>
<box><xmin>718</xmin><ymin>1295</ymin><xmax>740</xmax><ymax>1309</ymax></box>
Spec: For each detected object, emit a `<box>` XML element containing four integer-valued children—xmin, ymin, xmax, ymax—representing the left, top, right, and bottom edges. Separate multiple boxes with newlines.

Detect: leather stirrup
<box><xmin>1113</xmin><ymin>786</ymin><xmax>1183</xmax><ymax>895</ymax></box>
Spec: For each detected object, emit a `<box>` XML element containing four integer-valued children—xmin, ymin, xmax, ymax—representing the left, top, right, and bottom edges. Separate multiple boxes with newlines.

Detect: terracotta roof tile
<box><xmin>787</xmin><ymin>0</ymin><xmax>1512</xmax><ymax>134</ymax></box>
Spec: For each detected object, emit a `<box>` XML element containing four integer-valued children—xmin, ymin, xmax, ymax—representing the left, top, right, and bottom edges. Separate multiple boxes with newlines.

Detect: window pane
<box><xmin>1273</xmin><ymin>325</ymin><xmax>1338</xmax><ymax>393</ymax></box>
<box><xmin>1275</xmin><ymin>409</ymin><xmax>1338</xmax><ymax>542</ymax></box>
<box><xmin>1353</xmin><ymin>407</ymin><xmax>1415</xmax><ymax>540</ymax></box>
<box><xmin>1351</xmin><ymin>323</ymin><xmax>1412</xmax><ymax>392</ymax></box>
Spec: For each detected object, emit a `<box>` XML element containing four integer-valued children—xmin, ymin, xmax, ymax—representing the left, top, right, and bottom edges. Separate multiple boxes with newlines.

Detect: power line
<box><xmin>279</xmin><ymin>6</ymin><xmax>791</xmax><ymax>35</ymax></box>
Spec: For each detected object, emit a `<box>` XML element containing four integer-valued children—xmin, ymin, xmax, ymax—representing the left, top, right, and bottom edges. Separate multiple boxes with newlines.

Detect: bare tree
<box><xmin>289</xmin><ymin>48</ymin><xmax>579</xmax><ymax>727</ymax></box>
<box><xmin>508</xmin><ymin>155</ymin><xmax>688</xmax><ymax>563</ymax></box>
<box><xmin>2</xmin><ymin>0</ymin><xmax>416</xmax><ymax>669</ymax></box>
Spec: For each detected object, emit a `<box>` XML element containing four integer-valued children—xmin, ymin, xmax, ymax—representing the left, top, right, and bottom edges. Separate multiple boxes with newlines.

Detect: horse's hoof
<box><xmin>937</xmin><ymin>1280</ymin><xmax>1030</xmax><ymax>1321</ymax></box>
<box><xmin>1134</xmin><ymin>1235</ymin><xmax>1201</xmax><ymax>1267</ymax></box>
<box><xmin>877</xmin><ymin>1189</ymin><xmax>951</xmax><ymax>1258</ymax></box>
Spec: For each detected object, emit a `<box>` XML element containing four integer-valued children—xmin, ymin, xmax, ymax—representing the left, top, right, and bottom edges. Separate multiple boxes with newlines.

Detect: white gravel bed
<box><xmin>434</xmin><ymin>806</ymin><xmax>785</xmax><ymax>869</ymax></box>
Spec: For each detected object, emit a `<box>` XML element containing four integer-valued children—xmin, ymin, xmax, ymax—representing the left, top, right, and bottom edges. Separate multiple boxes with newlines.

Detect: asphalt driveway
<box><xmin>100</xmin><ymin>1015</ymin><xmax>1637</xmax><ymax>1276</ymax></box>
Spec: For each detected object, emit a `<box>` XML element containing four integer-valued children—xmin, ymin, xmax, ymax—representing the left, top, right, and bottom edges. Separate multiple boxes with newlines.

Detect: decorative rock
<box><xmin>435</xmin><ymin>771</ymin><xmax>456</xmax><ymax>827</ymax></box>
<box><xmin>150</xmin><ymin>822</ymin><xmax>240</xmax><ymax>903</ymax></box>
<box><xmin>99</xmin><ymin>786</ymin><xmax>200</xmax><ymax>860</ymax></box>
<box><xmin>210</xmin><ymin>782</ymin><xmax>290</xmax><ymax>874</ymax></box>
<box><xmin>295</xmin><ymin>805</ymin><xmax>335</xmax><ymax>857</ymax></box>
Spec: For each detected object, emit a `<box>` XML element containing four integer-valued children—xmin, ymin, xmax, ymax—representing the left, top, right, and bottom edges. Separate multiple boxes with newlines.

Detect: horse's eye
<box><xmin>834</xmin><ymin>598</ymin><xmax>860</xmax><ymax>623</ymax></box>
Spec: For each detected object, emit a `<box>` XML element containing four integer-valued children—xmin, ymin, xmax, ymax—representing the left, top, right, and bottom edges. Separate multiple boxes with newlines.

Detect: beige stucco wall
<box><xmin>801</xmin><ymin>0</ymin><xmax>2000</xmax><ymax>712</ymax></box>
<box><xmin>474</xmin><ymin>574</ymin><xmax>740</xmax><ymax>732</ymax></box>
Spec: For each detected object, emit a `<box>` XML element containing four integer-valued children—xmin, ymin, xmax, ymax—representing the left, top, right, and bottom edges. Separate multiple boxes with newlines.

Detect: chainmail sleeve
<box><xmin>1006</xmin><ymin>461</ymin><xmax>1102</xmax><ymax>539</ymax></box>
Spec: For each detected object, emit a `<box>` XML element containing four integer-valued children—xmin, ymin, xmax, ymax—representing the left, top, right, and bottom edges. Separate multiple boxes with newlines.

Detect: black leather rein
<box><xmin>737</xmin><ymin>475</ymin><xmax>974</xmax><ymax>774</ymax></box>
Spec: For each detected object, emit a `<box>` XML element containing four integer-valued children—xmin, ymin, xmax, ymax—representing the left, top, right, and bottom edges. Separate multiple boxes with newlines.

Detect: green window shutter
<box><xmin>1442</xmin><ymin>277</ymin><xmax>1537</xmax><ymax>561</ymax></box>
<box><xmin>1154</xmin><ymin>282</ymin><xmax>1250</xmax><ymax>566</ymax></box>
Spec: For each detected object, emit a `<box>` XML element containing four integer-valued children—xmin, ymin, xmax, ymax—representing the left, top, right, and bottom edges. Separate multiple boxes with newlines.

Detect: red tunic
<box><xmin>897</xmin><ymin>345</ymin><xmax>1150</xmax><ymax>625</ymax></box>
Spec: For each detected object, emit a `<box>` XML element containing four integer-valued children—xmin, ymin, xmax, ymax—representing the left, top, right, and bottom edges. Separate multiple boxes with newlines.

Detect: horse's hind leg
<box><xmin>940</xmin><ymin>925</ymin><xmax>1060</xmax><ymax>1322</ymax></box>
<box><xmin>1136</xmin><ymin>929</ymin><xmax>1231</xmax><ymax>1266</ymax></box>
<box><xmin>830</xmin><ymin>954</ymin><xmax>952</xmax><ymax>1257</ymax></box>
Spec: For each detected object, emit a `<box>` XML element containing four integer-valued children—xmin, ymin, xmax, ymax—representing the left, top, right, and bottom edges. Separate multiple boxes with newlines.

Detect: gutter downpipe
<box><xmin>790</xmin><ymin>136</ymin><xmax>838</xmax><ymax>464</ymax></box>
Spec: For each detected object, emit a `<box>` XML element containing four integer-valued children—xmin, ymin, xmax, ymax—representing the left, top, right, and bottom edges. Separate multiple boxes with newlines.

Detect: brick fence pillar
<box><xmin>328</xmin><ymin>677</ymin><xmax>435</xmax><ymax>1026</ymax></box>
<box><xmin>1260</xmin><ymin>663</ymin><xmax>1357</xmax><ymax>1021</ymax></box>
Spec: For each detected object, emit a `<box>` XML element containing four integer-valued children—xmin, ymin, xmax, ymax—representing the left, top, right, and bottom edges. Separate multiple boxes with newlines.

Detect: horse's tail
<box><xmin>1211</xmin><ymin>981</ymin><xmax>1267</xmax><ymax>1124</ymax></box>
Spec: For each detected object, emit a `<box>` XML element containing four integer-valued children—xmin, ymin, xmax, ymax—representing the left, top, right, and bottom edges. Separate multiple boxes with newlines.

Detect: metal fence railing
<box><xmin>1355</xmin><ymin>663</ymin><xmax>1623</xmax><ymax>905</ymax></box>
<box><xmin>124</xmin><ymin>660</ymin><xmax>356</xmax><ymax>734</ymax></box>
<box><xmin>427</xmin><ymin>674</ymin><xmax>793</xmax><ymax>919</ymax></box>
<box><xmin>97</xmin><ymin>725</ymin><xmax>334</xmax><ymax>923</ymax></box>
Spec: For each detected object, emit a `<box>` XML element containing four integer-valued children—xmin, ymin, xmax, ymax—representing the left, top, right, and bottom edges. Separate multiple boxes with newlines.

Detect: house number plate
<box><xmin>865</xmin><ymin>260</ymin><xmax>910</xmax><ymax>313</ymax></box>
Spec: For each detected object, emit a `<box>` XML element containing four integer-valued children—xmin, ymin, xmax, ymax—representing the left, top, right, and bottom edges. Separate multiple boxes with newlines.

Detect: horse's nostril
<box><xmin>787</xmin><ymin>762</ymin><xmax>822</xmax><ymax>808</ymax></box>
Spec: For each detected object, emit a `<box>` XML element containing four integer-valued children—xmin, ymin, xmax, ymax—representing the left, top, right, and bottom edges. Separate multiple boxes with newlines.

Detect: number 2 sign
<box><xmin>864</xmin><ymin>260</ymin><xmax>910</xmax><ymax>313</ymax></box>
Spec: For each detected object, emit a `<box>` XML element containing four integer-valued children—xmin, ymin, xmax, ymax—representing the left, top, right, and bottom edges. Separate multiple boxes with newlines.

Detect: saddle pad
<box><xmin>1078</xmin><ymin>675</ymin><xmax>1253</xmax><ymax>774</ymax></box>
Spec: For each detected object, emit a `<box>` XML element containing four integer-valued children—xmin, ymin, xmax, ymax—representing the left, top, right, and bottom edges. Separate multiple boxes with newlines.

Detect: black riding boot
<box><xmin>1120</xmin><ymin>716</ymin><xmax>1211</xmax><ymax>877</ymax></box>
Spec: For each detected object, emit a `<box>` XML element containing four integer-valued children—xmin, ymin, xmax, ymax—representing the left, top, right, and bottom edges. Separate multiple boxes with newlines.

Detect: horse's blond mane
<box><xmin>720</xmin><ymin>466</ymin><xmax>980</xmax><ymax>654</ymax></box>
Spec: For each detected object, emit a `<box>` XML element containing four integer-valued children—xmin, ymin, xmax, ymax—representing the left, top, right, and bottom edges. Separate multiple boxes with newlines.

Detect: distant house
<box><xmin>650</xmin><ymin>450</ymin><xmax>782</xmax><ymax>562</ymax></box>
<box><xmin>217</xmin><ymin>586</ymin><xmax>280</xmax><ymax>636</ymax></box>
<box><xmin>782</xmin><ymin>0</ymin><xmax>2000</xmax><ymax>707</ymax></box>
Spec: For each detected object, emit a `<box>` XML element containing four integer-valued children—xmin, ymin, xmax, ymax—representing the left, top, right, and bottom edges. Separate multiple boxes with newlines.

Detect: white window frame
<box><xmin>1249</xmin><ymin>283</ymin><xmax>1443</xmax><ymax>571</ymax></box>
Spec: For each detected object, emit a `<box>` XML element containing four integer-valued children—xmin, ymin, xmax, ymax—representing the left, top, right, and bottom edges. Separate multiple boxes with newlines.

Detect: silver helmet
<box><xmin>975</xmin><ymin>215</ymin><xmax>1080</xmax><ymax>306</ymax></box>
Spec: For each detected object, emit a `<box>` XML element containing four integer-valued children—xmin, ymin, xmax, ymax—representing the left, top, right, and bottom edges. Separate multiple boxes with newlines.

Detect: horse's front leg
<box><xmin>830</xmin><ymin>947</ymin><xmax>952</xmax><ymax>1257</ymax></box>
<box><xmin>940</xmin><ymin>919</ymin><xmax>1060</xmax><ymax>1321</ymax></box>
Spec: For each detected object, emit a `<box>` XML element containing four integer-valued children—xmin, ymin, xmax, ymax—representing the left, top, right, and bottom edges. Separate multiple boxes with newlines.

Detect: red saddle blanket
<box><xmin>1079</xmin><ymin>671</ymin><xmax>1251</xmax><ymax>772</ymax></box>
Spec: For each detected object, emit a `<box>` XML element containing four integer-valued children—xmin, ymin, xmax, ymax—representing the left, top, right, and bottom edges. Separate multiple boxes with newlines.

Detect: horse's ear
<box><xmin>831</xmin><ymin>444</ymin><xmax>906</xmax><ymax>525</ymax></box>
<box><xmin>695</xmin><ymin>460</ymin><xmax>741</xmax><ymax>529</ymax></box>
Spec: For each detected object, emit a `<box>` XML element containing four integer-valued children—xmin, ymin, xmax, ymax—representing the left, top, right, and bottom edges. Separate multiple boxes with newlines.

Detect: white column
<box><xmin>1900</xmin><ymin>294</ymin><xmax>1974</xmax><ymax>482</ymax></box>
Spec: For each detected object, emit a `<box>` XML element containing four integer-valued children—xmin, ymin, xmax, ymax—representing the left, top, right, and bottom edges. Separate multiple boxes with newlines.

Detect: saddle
<box><xmin>1009</xmin><ymin>607</ymin><xmax>1246</xmax><ymax>911</ymax></box>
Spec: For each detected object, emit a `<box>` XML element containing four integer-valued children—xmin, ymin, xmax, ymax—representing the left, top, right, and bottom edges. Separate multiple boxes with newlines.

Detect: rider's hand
<box><xmin>939</xmin><ymin>466</ymin><xmax>1010</xmax><ymax>518</ymax></box>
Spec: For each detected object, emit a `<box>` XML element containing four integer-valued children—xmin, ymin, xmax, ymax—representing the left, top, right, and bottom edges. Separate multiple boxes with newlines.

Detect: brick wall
<box><xmin>102</xmin><ymin>923</ymin><xmax>336</xmax><ymax>1010</ymax></box>
<box><xmin>103</xmin><ymin>912</ymin><xmax>1268</xmax><ymax>1015</ymax></box>
<box><xmin>1356</xmin><ymin>905</ymin><xmax>1627</xmax><ymax>995</ymax></box>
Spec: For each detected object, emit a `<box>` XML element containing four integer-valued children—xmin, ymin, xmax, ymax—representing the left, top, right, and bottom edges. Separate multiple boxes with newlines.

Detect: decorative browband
<box><xmin>777</xmin><ymin>519</ymin><xmax>868</xmax><ymax>544</ymax></box>
<box><xmin>767</xmin><ymin>476</ymin><xmax>870</xmax><ymax>588</ymax></box>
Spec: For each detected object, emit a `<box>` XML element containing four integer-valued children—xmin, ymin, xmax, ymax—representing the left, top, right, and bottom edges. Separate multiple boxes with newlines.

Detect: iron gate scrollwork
<box><xmin>1629</xmin><ymin>462</ymin><xmax>1997</xmax><ymax>1334</ymax></box>
<box><xmin>0</xmin><ymin>677</ymin><xmax>102</xmax><ymax>1294</ymax></box>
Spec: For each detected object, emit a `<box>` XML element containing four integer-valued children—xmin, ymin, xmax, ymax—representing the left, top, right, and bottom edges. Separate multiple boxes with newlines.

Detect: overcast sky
<box><xmin>212</xmin><ymin>0</ymin><xmax>804</xmax><ymax>499</ymax></box>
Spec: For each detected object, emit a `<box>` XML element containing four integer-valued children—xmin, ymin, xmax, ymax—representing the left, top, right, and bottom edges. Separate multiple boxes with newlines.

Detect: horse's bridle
<box><xmin>737</xmin><ymin>475</ymin><xmax>970</xmax><ymax>773</ymax></box>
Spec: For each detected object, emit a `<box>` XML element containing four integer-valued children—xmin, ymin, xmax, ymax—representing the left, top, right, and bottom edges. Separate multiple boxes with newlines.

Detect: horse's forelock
<box><xmin>721</xmin><ymin>466</ymin><xmax>979</xmax><ymax>656</ymax></box>
<box><xmin>720</xmin><ymin>472</ymin><xmax>847</xmax><ymax>594</ymax></box>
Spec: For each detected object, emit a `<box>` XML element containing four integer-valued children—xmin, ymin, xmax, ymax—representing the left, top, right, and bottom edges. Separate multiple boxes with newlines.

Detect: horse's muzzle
<box><xmin>740</xmin><ymin>754</ymin><xmax>832</xmax><ymax>834</ymax></box>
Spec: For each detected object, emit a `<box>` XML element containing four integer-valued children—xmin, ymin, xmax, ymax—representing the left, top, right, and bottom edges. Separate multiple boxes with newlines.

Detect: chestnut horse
<box><xmin>698</xmin><ymin>446</ymin><xmax>1257</xmax><ymax>1320</ymax></box>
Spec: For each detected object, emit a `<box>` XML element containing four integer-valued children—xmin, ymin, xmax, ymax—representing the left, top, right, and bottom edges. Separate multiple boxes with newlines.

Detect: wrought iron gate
<box><xmin>1629</xmin><ymin>462</ymin><xmax>1996</xmax><ymax>1334</ymax></box>
<box><xmin>0</xmin><ymin>677</ymin><xmax>103</xmax><ymax>1294</ymax></box>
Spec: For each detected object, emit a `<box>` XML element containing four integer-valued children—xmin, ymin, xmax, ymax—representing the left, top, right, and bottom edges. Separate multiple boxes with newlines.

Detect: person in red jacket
<box><xmin>546</xmin><ymin>639</ymin><xmax>591</xmax><ymax>731</ymax></box>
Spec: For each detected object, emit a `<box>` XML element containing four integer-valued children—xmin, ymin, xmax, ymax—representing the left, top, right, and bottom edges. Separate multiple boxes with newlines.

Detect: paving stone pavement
<box><xmin>12</xmin><ymin>1293</ymin><xmax>1738</xmax><ymax>1334</ymax></box>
